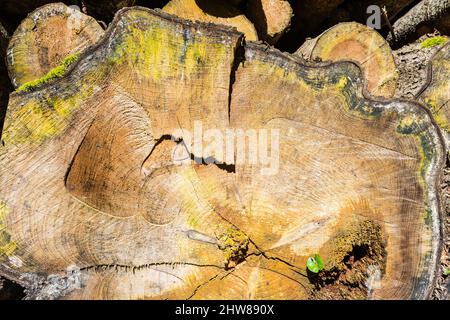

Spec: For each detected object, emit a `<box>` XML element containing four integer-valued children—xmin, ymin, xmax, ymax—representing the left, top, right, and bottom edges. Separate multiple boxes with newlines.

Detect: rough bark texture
<box><xmin>295</xmin><ymin>22</ymin><xmax>399</xmax><ymax>98</ymax></box>
<box><xmin>162</xmin><ymin>0</ymin><xmax>258</xmax><ymax>41</ymax></box>
<box><xmin>387</xmin><ymin>0</ymin><xmax>450</xmax><ymax>44</ymax></box>
<box><xmin>245</xmin><ymin>0</ymin><xmax>292</xmax><ymax>44</ymax></box>
<box><xmin>417</xmin><ymin>40</ymin><xmax>450</xmax><ymax>148</ymax></box>
<box><xmin>0</xmin><ymin>23</ymin><xmax>12</xmax><ymax>134</ymax></box>
<box><xmin>6</xmin><ymin>3</ymin><xmax>104</xmax><ymax>89</ymax></box>
<box><xmin>393</xmin><ymin>34</ymin><xmax>448</xmax><ymax>100</ymax></box>
<box><xmin>0</xmin><ymin>7</ymin><xmax>445</xmax><ymax>300</ymax></box>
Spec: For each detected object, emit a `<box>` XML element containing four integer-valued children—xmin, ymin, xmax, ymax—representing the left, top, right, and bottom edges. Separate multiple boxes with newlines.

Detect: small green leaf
<box><xmin>307</xmin><ymin>254</ymin><xmax>324</xmax><ymax>273</ymax></box>
<box><xmin>307</xmin><ymin>257</ymin><xmax>319</xmax><ymax>273</ymax></box>
<box><xmin>315</xmin><ymin>254</ymin><xmax>324</xmax><ymax>271</ymax></box>
<box><xmin>444</xmin><ymin>268</ymin><xmax>450</xmax><ymax>276</ymax></box>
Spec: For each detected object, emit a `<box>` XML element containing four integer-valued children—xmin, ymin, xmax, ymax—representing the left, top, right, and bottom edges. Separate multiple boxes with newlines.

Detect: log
<box><xmin>295</xmin><ymin>22</ymin><xmax>399</xmax><ymax>99</ymax></box>
<box><xmin>417</xmin><ymin>40</ymin><xmax>450</xmax><ymax>148</ymax></box>
<box><xmin>245</xmin><ymin>0</ymin><xmax>293</xmax><ymax>44</ymax></box>
<box><xmin>393</xmin><ymin>34</ymin><xmax>448</xmax><ymax>99</ymax></box>
<box><xmin>0</xmin><ymin>7</ymin><xmax>445</xmax><ymax>300</ymax></box>
<box><xmin>6</xmin><ymin>3</ymin><xmax>104</xmax><ymax>89</ymax></box>
<box><xmin>387</xmin><ymin>0</ymin><xmax>450</xmax><ymax>44</ymax></box>
<box><xmin>162</xmin><ymin>0</ymin><xmax>258</xmax><ymax>41</ymax></box>
<box><xmin>276</xmin><ymin>0</ymin><xmax>343</xmax><ymax>51</ymax></box>
<box><xmin>83</xmin><ymin>0</ymin><xmax>137</xmax><ymax>22</ymax></box>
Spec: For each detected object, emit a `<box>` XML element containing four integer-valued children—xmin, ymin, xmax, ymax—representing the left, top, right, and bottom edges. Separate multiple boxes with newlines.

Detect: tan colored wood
<box><xmin>163</xmin><ymin>0</ymin><xmax>258</xmax><ymax>41</ymax></box>
<box><xmin>245</xmin><ymin>0</ymin><xmax>292</xmax><ymax>44</ymax></box>
<box><xmin>418</xmin><ymin>41</ymin><xmax>450</xmax><ymax>149</ymax></box>
<box><xmin>6</xmin><ymin>3</ymin><xmax>104</xmax><ymax>89</ymax></box>
<box><xmin>296</xmin><ymin>22</ymin><xmax>399</xmax><ymax>99</ymax></box>
<box><xmin>0</xmin><ymin>7</ymin><xmax>444</xmax><ymax>300</ymax></box>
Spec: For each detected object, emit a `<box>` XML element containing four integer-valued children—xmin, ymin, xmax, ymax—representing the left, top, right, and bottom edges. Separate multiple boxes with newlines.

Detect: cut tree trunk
<box><xmin>295</xmin><ymin>22</ymin><xmax>399</xmax><ymax>99</ymax></box>
<box><xmin>0</xmin><ymin>7</ymin><xmax>445</xmax><ymax>300</ymax></box>
<box><xmin>162</xmin><ymin>0</ymin><xmax>258</xmax><ymax>41</ymax></box>
<box><xmin>245</xmin><ymin>0</ymin><xmax>293</xmax><ymax>44</ymax></box>
<box><xmin>6</xmin><ymin>3</ymin><xmax>104</xmax><ymax>89</ymax></box>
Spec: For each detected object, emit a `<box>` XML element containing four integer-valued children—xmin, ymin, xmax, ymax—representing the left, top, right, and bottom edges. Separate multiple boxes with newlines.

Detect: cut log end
<box><xmin>245</xmin><ymin>0</ymin><xmax>293</xmax><ymax>44</ymax></box>
<box><xmin>6</xmin><ymin>2</ymin><xmax>104</xmax><ymax>89</ymax></box>
<box><xmin>296</xmin><ymin>22</ymin><xmax>399</xmax><ymax>99</ymax></box>
<box><xmin>0</xmin><ymin>7</ymin><xmax>445</xmax><ymax>300</ymax></box>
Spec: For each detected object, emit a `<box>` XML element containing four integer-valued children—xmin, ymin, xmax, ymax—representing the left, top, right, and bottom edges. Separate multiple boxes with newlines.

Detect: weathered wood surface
<box><xmin>6</xmin><ymin>3</ymin><xmax>104</xmax><ymax>89</ymax></box>
<box><xmin>0</xmin><ymin>7</ymin><xmax>445</xmax><ymax>299</ymax></box>
<box><xmin>295</xmin><ymin>22</ymin><xmax>399</xmax><ymax>98</ymax></box>
<box><xmin>417</xmin><ymin>41</ymin><xmax>450</xmax><ymax>148</ymax></box>
<box><xmin>163</xmin><ymin>0</ymin><xmax>258</xmax><ymax>41</ymax></box>
<box><xmin>245</xmin><ymin>0</ymin><xmax>292</xmax><ymax>44</ymax></box>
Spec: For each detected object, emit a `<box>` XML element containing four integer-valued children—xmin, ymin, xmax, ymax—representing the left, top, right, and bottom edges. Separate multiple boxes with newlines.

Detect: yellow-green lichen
<box><xmin>0</xmin><ymin>201</ymin><xmax>17</xmax><ymax>257</ymax></box>
<box><xmin>3</xmin><ymin>82</ymin><xmax>95</xmax><ymax>145</ymax></box>
<box><xmin>421</xmin><ymin>36</ymin><xmax>448</xmax><ymax>49</ymax></box>
<box><xmin>336</xmin><ymin>76</ymin><xmax>348</xmax><ymax>91</ymax></box>
<box><xmin>423</xmin><ymin>97</ymin><xmax>449</xmax><ymax>132</ymax></box>
<box><xmin>17</xmin><ymin>52</ymin><xmax>80</xmax><ymax>92</ymax></box>
<box><xmin>396</xmin><ymin>113</ymin><xmax>434</xmax><ymax>183</ymax></box>
<box><xmin>217</xmin><ymin>227</ymin><xmax>249</xmax><ymax>269</ymax></box>
<box><xmin>325</xmin><ymin>220</ymin><xmax>385</xmax><ymax>271</ymax></box>
<box><xmin>110</xmin><ymin>24</ymin><xmax>229</xmax><ymax>81</ymax></box>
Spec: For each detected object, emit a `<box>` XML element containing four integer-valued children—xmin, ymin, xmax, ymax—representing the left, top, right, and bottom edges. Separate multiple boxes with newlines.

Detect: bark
<box><xmin>0</xmin><ymin>7</ymin><xmax>445</xmax><ymax>299</ymax></box>
<box><xmin>245</xmin><ymin>0</ymin><xmax>293</xmax><ymax>44</ymax></box>
<box><xmin>295</xmin><ymin>22</ymin><xmax>398</xmax><ymax>98</ymax></box>
<box><xmin>0</xmin><ymin>23</ymin><xmax>12</xmax><ymax>134</ymax></box>
<box><xmin>417</xmin><ymin>40</ymin><xmax>450</xmax><ymax>148</ymax></box>
<box><xmin>6</xmin><ymin>3</ymin><xmax>104</xmax><ymax>89</ymax></box>
<box><xmin>162</xmin><ymin>0</ymin><xmax>258</xmax><ymax>41</ymax></box>
<box><xmin>387</xmin><ymin>0</ymin><xmax>450</xmax><ymax>44</ymax></box>
<box><xmin>393</xmin><ymin>34</ymin><xmax>448</xmax><ymax>99</ymax></box>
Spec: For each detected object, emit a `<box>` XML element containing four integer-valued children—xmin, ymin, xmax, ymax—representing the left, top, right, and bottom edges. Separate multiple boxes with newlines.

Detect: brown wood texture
<box><xmin>6</xmin><ymin>3</ymin><xmax>104</xmax><ymax>89</ymax></box>
<box><xmin>162</xmin><ymin>0</ymin><xmax>258</xmax><ymax>41</ymax></box>
<box><xmin>245</xmin><ymin>0</ymin><xmax>292</xmax><ymax>44</ymax></box>
<box><xmin>0</xmin><ymin>7</ymin><xmax>445</xmax><ymax>299</ymax></box>
<box><xmin>295</xmin><ymin>22</ymin><xmax>399</xmax><ymax>99</ymax></box>
<box><xmin>417</xmin><ymin>41</ymin><xmax>450</xmax><ymax>149</ymax></box>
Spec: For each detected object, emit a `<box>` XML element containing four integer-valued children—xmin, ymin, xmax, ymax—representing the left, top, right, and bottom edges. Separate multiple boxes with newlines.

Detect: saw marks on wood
<box><xmin>6</xmin><ymin>3</ymin><xmax>104</xmax><ymax>89</ymax></box>
<box><xmin>296</xmin><ymin>22</ymin><xmax>399</xmax><ymax>99</ymax></box>
<box><xmin>0</xmin><ymin>8</ymin><xmax>445</xmax><ymax>300</ymax></box>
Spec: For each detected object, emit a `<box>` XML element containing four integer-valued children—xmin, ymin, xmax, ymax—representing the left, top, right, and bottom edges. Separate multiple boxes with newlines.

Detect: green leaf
<box><xmin>315</xmin><ymin>254</ymin><xmax>324</xmax><ymax>271</ymax></box>
<box><xmin>307</xmin><ymin>257</ymin><xmax>319</xmax><ymax>273</ymax></box>
<box><xmin>444</xmin><ymin>268</ymin><xmax>450</xmax><ymax>276</ymax></box>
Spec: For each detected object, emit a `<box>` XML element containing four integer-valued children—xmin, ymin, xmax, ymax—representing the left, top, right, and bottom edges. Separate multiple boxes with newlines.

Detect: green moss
<box><xmin>17</xmin><ymin>53</ymin><xmax>80</xmax><ymax>92</ymax></box>
<box><xmin>421</xmin><ymin>36</ymin><xmax>448</xmax><ymax>49</ymax></box>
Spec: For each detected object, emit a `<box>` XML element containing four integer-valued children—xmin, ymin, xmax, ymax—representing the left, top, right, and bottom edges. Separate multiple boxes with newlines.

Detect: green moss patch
<box><xmin>421</xmin><ymin>36</ymin><xmax>448</xmax><ymax>49</ymax></box>
<box><xmin>17</xmin><ymin>53</ymin><xmax>80</xmax><ymax>92</ymax></box>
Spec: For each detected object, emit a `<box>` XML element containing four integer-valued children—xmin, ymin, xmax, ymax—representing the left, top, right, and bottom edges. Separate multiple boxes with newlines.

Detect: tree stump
<box><xmin>6</xmin><ymin>3</ymin><xmax>104</xmax><ymax>89</ymax></box>
<box><xmin>0</xmin><ymin>7</ymin><xmax>445</xmax><ymax>300</ymax></box>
